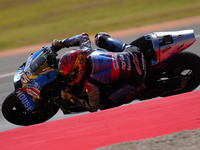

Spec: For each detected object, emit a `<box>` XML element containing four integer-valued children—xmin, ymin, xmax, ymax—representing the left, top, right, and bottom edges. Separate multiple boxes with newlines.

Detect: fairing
<box><xmin>13</xmin><ymin>46</ymin><xmax>58</xmax><ymax>111</ymax></box>
<box><xmin>145</xmin><ymin>30</ymin><xmax>196</xmax><ymax>69</ymax></box>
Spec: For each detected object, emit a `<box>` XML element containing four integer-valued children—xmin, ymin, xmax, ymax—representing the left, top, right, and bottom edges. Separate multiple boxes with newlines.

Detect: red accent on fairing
<box><xmin>22</xmin><ymin>87</ymin><xmax>41</xmax><ymax>99</ymax></box>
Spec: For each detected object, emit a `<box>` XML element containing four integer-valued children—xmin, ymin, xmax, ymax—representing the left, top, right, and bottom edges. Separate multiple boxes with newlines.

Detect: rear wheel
<box><xmin>145</xmin><ymin>52</ymin><xmax>200</xmax><ymax>97</ymax></box>
<box><xmin>2</xmin><ymin>92</ymin><xmax>59</xmax><ymax>126</ymax></box>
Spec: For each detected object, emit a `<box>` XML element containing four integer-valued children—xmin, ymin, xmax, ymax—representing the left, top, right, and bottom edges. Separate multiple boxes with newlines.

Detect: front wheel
<box><xmin>2</xmin><ymin>92</ymin><xmax>59</xmax><ymax>126</ymax></box>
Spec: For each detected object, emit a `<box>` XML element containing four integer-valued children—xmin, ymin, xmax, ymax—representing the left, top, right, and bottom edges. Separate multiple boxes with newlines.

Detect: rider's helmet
<box><xmin>58</xmin><ymin>49</ymin><xmax>87</xmax><ymax>86</ymax></box>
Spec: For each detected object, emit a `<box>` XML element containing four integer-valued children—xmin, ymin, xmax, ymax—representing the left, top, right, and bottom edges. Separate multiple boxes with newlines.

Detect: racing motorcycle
<box><xmin>2</xmin><ymin>30</ymin><xmax>200</xmax><ymax>126</ymax></box>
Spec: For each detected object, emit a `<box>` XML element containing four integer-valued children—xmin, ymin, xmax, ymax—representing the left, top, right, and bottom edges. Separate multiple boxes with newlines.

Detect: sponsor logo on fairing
<box><xmin>16</xmin><ymin>90</ymin><xmax>33</xmax><ymax>111</ymax></box>
<box><xmin>26</xmin><ymin>89</ymin><xmax>39</xmax><ymax>99</ymax></box>
<box><xmin>32</xmin><ymin>80</ymin><xmax>40</xmax><ymax>90</ymax></box>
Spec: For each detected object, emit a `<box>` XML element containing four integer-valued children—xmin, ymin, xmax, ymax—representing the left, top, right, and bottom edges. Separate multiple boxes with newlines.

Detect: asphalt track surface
<box><xmin>0</xmin><ymin>22</ymin><xmax>200</xmax><ymax>132</ymax></box>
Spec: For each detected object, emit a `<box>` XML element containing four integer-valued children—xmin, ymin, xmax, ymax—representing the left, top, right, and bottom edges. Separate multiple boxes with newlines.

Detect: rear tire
<box><xmin>154</xmin><ymin>51</ymin><xmax>200</xmax><ymax>96</ymax></box>
<box><xmin>2</xmin><ymin>91</ymin><xmax>59</xmax><ymax>126</ymax></box>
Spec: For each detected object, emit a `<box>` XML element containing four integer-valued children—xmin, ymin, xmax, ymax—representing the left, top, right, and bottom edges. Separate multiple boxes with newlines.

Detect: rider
<box><xmin>52</xmin><ymin>32</ymin><xmax>146</xmax><ymax>112</ymax></box>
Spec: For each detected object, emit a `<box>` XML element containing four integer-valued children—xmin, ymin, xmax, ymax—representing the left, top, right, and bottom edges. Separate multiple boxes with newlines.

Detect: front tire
<box><xmin>2</xmin><ymin>92</ymin><xmax>59</xmax><ymax>126</ymax></box>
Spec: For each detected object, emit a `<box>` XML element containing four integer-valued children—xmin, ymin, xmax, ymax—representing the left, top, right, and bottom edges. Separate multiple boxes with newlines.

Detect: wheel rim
<box><xmin>155</xmin><ymin>67</ymin><xmax>198</xmax><ymax>96</ymax></box>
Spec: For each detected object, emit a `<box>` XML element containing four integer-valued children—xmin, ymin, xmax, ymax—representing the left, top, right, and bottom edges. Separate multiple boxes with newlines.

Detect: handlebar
<box><xmin>42</xmin><ymin>47</ymin><xmax>58</xmax><ymax>69</ymax></box>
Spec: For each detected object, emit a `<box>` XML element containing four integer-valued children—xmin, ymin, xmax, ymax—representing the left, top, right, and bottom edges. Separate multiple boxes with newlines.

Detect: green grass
<box><xmin>0</xmin><ymin>0</ymin><xmax>200</xmax><ymax>50</ymax></box>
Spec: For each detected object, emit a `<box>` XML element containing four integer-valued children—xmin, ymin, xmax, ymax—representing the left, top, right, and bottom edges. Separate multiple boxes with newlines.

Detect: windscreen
<box><xmin>24</xmin><ymin>49</ymin><xmax>50</xmax><ymax>77</ymax></box>
<box><xmin>30</xmin><ymin>52</ymin><xmax>46</xmax><ymax>72</ymax></box>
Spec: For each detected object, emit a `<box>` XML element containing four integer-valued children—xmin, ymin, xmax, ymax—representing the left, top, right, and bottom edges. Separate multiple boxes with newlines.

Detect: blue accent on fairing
<box><xmin>13</xmin><ymin>46</ymin><xmax>57</xmax><ymax>112</ymax></box>
<box><xmin>15</xmin><ymin>90</ymin><xmax>34</xmax><ymax>112</ymax></box>
<box><xmin>14</xmin><ymin>46</ymin><xmax>51</xmax><ymax>84</ymax></box>
<box><xmin>26</xmin><ymin>70</ymin><xmax>57</xmax><ymax>91</ymax></box>
<box><xmin>14</xmin><ymin>65</ymin><xmax>25</xmax><ymax>83</ymax></box>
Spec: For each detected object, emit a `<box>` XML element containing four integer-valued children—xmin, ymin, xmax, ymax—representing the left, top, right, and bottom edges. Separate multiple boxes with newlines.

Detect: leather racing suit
<box><xmin>56</xmin><ymin>33</ymin><xmax>146</xmax><ymax>112</ymax></box>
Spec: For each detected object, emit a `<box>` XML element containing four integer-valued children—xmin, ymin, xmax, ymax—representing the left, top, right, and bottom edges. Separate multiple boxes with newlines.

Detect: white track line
<box><xmin>0</xmin><ymin>72</ymin><xmax>16</xmax><ymax>79</ymax></box>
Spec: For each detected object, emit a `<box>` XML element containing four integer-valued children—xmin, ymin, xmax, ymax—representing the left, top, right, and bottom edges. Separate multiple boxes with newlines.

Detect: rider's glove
<box><xmin>51</xmin><ymin>39</ymin><xmax>68</xmax><ymax>52</ymax></box>
<box><xmin>61</xmin><ymin>90</ymin><xmax>76</xmax><ymax>104</ymax></box>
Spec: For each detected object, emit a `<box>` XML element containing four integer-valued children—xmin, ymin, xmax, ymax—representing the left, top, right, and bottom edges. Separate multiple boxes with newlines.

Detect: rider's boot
<box><xmin>53</xmin><ymin>98</ymin><xmax>71</xmax><ymax>114</ymax></box>
<box><xmin>54</xmin><ymin>90</ymin><xmax>77</xmax><ymax>114</ymax></box>
<box><xmin>95</xmin><ymin>32</ymin><xmax>131</xmax><ymax>52</ymax></box>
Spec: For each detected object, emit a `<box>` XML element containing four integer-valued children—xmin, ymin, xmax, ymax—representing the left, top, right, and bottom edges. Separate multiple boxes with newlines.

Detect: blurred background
<box><xmin>0</xmin><ymin>0</ymin><xmax>200</xmax><ymax>51</ymax></box>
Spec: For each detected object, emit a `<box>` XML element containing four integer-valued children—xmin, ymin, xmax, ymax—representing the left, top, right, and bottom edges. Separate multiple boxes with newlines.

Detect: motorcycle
<box><xmin>2</xmin><ymin>30</ymin><xmax>200</xmax><ymax>126</ymax></box>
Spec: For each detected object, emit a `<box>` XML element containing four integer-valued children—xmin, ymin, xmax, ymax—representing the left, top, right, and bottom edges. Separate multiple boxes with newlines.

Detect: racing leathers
<box><xmin>53</xmin><ymin>32</ymin><xmax>146</xmax><ymax>112</ymax></box>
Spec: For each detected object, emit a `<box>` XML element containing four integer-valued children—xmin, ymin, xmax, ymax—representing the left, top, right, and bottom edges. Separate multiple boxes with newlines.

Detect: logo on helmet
<box><xmin>58</xmin><ymin>50</ymin><xmax>87</xmax><ymax>86</ymax></box>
